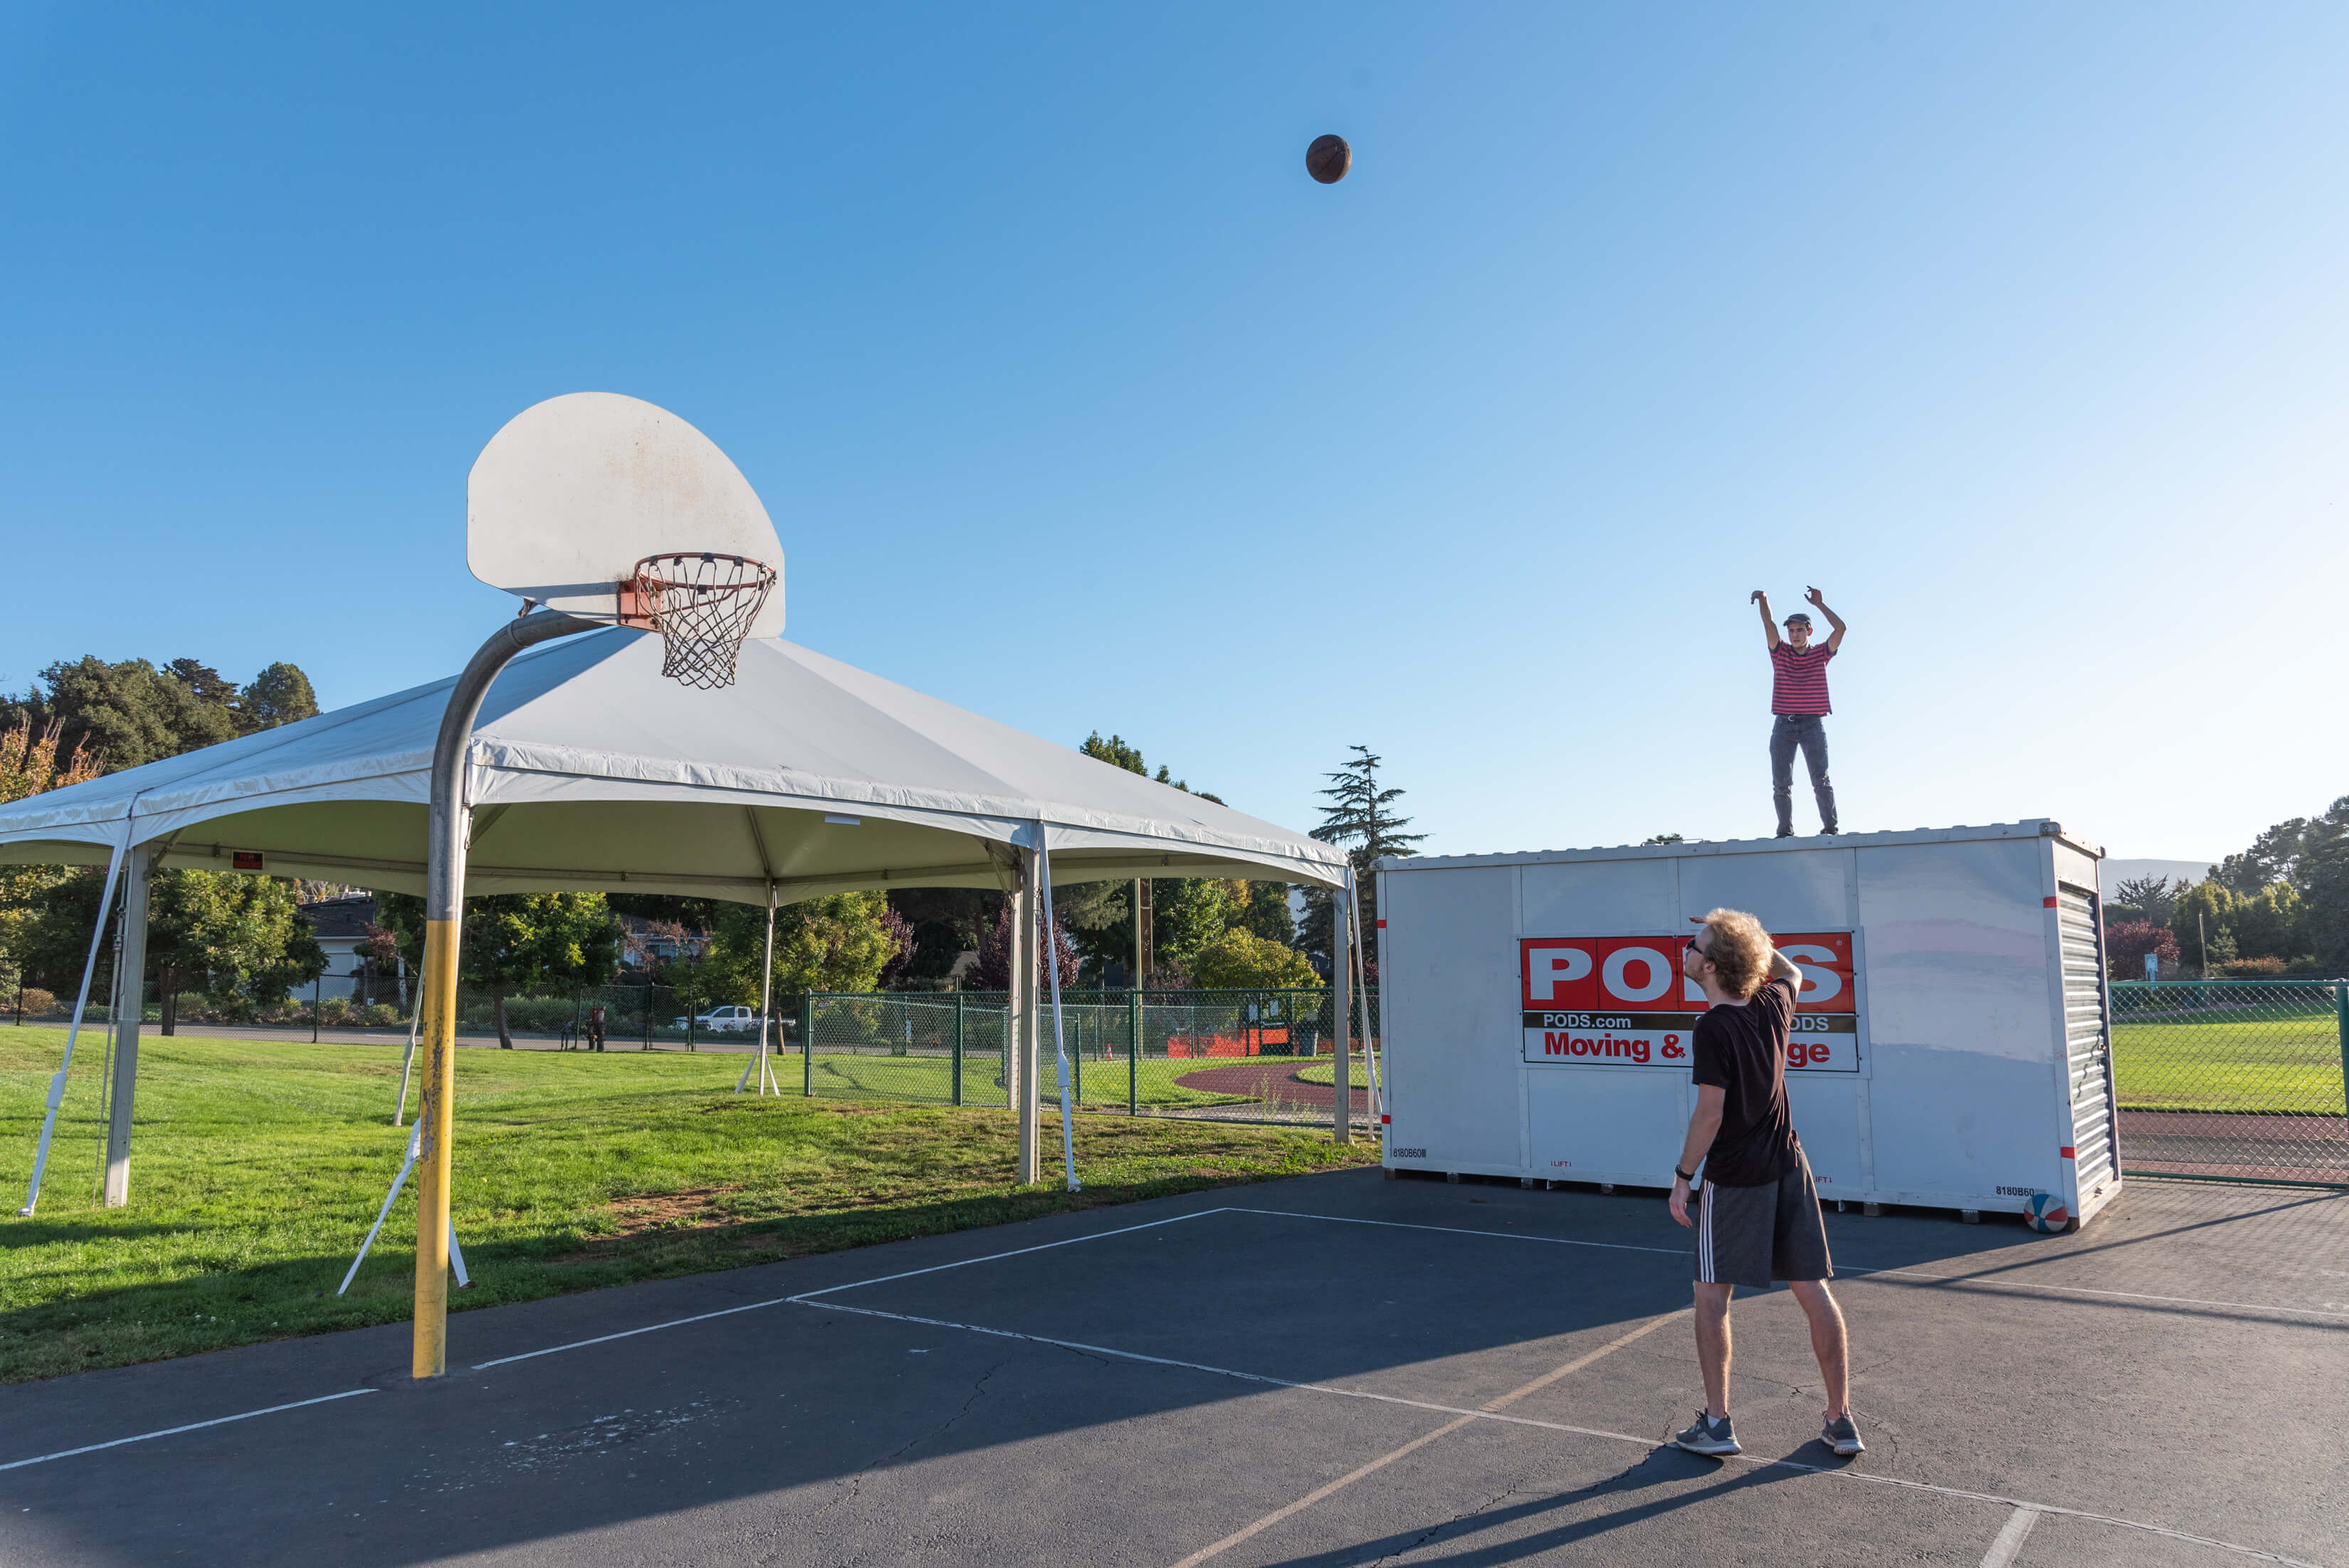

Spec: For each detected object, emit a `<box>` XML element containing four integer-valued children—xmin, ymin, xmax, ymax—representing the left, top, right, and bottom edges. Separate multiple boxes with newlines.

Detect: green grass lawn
<box><xmin>0</xmin><ymin>1026</ymin><xmax>1376</xmax><ymax>1386</ymax></box>
<box><xmin>2111</xmin><ymin>1006</ymin><xmax>2345</xmax><ymax>1115</ymax></box>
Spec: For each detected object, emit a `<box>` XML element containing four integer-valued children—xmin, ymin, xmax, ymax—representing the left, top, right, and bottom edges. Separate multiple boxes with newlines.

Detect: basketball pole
<box><xmin>414</xmin><ymin>610</ymin><xmax>594</xmax><ymax>1379</ymax></box>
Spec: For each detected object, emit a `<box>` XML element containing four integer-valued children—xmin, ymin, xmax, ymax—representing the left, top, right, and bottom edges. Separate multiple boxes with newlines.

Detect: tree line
<box><xmin>0</xmin><ymin>647</ymin><xmax>1426</xmax><ymax>1033</ymax></box>
<box><xmin>1</xmin><ymin>656</ymin><xmax>332</xmax><ymax>1026</ymax></box>
<box><xmin>2103</xmin><ymin>796</ymin><xmax>2349</xmax><ymax>979</ymax></box>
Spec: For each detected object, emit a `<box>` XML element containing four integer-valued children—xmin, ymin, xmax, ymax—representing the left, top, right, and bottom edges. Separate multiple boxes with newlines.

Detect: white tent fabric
<box><xmin>0</xmin><ymin>630</ymin><xmax>1347</xmax><ymax>899</ymax></box>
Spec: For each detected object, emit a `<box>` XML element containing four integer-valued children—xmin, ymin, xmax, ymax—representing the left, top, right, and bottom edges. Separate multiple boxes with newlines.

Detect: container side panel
<box><xmin>1855</xmin><ymin>840</ymin><xmax>2054</xmax><ymax>1063</ymax></box>
<box><xmin>1528</xmin><ymin>1070</ymin><xmax>1686</xmax><ymax>1186</ymax></box>
<box><xmin>1867</xmin><ymin>1048</ymin><xmax>2061</xmax><ymax>1199</ymax></box>
<box><xmin>2056</xmin><ymin>884</ymin><xmax>2120</xmax><ymax>1203</ymax></box>
<box><xmin>1522</xmin><ymin>858</ymin><xmax>1677</xmax><ymax>935</ymax></box>
<box><xmin>1382</xmin><ymin>866</ymin><xmax>1522</xmax><ymax>1172</ymax></box>
<box><xmin>1856</xmin><ymin>838</ymin><xmax>2063</xmax><ymax>1199</ymax></box>
<box><xmin>1678</xmin><ymin>847</ymin><xmax>1850</xmax><ymax>934</ymax></box>
<box><xmin>1786</xmin><ymin>1077</ymin><xmax>1864</xmax><ymax>1196</ymax></box>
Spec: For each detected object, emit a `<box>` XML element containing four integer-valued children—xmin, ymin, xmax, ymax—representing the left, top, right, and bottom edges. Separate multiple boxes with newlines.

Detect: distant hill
<box><xmin>2098</xmin><ymin>858</ymin><xmax>2217</xmax><ymax>899</ymax></box>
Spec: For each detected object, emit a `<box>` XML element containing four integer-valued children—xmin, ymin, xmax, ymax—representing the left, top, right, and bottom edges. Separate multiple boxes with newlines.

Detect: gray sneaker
<box><xmin>1822</xmin><ymin>1411</ymin><xmax>1864</xmax><ymax>1456</ymax></box>
<box><xmin>1673</xmin><ymin>1410</ymin><xmax>1740</xmax><ymax>1457</ymax></box>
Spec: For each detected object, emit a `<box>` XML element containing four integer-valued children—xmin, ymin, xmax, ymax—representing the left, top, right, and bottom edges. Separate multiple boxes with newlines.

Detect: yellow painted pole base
<box><xmin>413</xmin><ymin>917</ymin><xmax>460</xmax><ymax>1378</ymax></box>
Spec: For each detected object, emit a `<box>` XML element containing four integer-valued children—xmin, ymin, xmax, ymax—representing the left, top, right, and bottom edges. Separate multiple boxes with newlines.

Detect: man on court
<box><xmin>1751</xmin><ymin>586</ymin><xmax>1844</xmax><ymax>836</ymax></box>
<box><xmin>1667</xmin><ymin>907</ymin><xmax>1863</xmax><ymax>1459</ymax></box>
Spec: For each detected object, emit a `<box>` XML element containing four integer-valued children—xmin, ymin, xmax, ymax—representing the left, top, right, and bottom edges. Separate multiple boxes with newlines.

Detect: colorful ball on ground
<box><xmin>2022</xmin><ymin>1193</ymin><xmax>2071</xmax><ymax>1233</ymax></box>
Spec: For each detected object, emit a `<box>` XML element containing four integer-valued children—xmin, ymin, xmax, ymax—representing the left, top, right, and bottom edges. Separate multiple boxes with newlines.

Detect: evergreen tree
<box><xmin>1300</xmin><ymin>745</ymin><xmax>1424</xmax><ymax>974</ymax></box>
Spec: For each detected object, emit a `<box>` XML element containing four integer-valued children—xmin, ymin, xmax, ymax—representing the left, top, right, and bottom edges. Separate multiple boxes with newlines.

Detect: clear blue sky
<box><xmin>5</xmin><ymin>4</ymin><xmax>2343</xmax><ymax>865</ymax></box>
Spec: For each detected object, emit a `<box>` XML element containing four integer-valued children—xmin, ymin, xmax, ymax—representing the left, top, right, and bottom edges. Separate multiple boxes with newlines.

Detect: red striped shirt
<box><xmin>1770</xmin><ymin>643</ymin><xmax>1834</xmax><ymax>715</ymax></box>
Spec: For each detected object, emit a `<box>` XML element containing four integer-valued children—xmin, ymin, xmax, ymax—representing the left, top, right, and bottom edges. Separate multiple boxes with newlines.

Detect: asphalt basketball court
<box><xmin>1</xmin><ymin>1167</ymin><xmax>2340</xmax><ymax>1568</ymax></box>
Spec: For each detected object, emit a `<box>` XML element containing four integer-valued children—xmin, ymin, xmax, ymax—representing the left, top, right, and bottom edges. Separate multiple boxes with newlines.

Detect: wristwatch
<box><xmin>1674</xmin><ymin>1166</ymin><xmax>1697</xmax><ymax>1184</ymax></box>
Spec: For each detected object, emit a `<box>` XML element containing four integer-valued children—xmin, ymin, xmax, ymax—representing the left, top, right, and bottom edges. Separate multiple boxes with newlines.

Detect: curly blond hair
<box><xmin>1694</xmin><ymin>907</ymin><xmax>1773</xmax><ymax>1001</ymax></box>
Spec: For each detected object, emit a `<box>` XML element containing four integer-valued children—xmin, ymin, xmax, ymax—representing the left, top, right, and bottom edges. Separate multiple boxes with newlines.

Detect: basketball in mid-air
<box><xmin>1305</xmin><ymin>134</ymin><xmax>1352</xmax><ymax>184</ymax></box>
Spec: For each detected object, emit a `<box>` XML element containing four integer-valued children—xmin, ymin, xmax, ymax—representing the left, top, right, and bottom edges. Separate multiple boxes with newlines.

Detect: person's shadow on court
<box><xmin>1256</xmin><ymin>1445</ymin><xmax>1820</xmax><ymax>1568</ymax></box>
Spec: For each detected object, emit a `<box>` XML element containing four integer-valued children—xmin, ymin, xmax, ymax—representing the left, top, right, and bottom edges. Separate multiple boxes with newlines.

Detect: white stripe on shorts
<box><xmin>1698</xmin><ymin>1182</ymin><xmax>1715</xmax><ymax>1282</ymax></box>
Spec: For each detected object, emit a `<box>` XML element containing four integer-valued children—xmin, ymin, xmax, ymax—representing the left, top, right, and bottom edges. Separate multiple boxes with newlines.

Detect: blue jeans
<box><xmin>1770</xmin><ymin>715</ymin><xmax>1837</xmax><ymax>836</ymax></box>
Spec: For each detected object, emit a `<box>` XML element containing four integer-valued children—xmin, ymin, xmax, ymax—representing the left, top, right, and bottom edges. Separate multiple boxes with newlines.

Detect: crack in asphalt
<box><xmin>1372</xmin><ymin>1475</ymin><xmax>1532</xmax><ymax>1566</ymax></box>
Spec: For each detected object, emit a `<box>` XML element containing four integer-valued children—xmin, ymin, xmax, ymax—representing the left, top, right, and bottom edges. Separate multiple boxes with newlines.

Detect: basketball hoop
<box><xmin>619</xmin><ymin>552</ymin><xmax>777</xmax><ymax>689</ymax></box>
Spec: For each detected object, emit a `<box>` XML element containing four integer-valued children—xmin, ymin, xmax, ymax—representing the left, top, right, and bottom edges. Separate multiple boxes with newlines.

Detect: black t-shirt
<box><xmin>1691</xmin><ymin>977</ymin><xmax>1801</xmax><ymax>1186</ymax></box>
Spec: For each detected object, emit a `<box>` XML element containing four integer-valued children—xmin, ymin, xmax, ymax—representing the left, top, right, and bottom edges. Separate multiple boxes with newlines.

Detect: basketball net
<box><xmin>620</xmin><ymin>553</ymin><xmax>777</xmax><ymax>690</ymax></box>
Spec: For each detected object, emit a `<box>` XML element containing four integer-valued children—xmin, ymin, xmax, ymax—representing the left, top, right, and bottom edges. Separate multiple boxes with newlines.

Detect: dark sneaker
<box><xmin>1673</xmin><ymin>1410</ymin><xmax>1740</xmax><ymax>1457</ymax></box>
<box><xmin>1822</xmin><ymin>1412</ymin><xmax>1864</xmax><ymax>1456</ymax></box>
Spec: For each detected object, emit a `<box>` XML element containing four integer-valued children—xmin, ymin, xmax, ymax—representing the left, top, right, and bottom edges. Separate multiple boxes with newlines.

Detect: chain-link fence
<box><xmin>802</xmin><ymin>988</ymin><xmax>1380</xmax><ymax>1130</ymax></box>
<box><xmin>2110</xmin><ymin>979</ymin><xmax>2348</xmax><ymax>1186</ymax></box>
<box><xmin>3</xmin><ymin>978</ymin><xmax>796</xmax><ymax>1053</ymax></box>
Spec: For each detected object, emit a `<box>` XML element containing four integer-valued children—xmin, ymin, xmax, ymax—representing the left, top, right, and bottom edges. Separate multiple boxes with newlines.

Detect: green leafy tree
<box><xmin>237</xmin><ymin>663</ymin><xmax>320</xmax><ymax>733</ymax></box>
<box><xmin>28</xmin><ymin>656</ymin><xmax>237</xmax><ymax>769</ymax></box>
<box><xmin>147</xmin><ymin>870</ymin><xmax>329</xmax><ymax>1029</ymax></box>
<box><xmin>1301</xmin><ymin>745</ymin><xmax>1424</xmax><ymax>976</ymax></box>
<box><xmin>1187</xmin><ymin>929</ymin><xmax>1320</xmax><ymax>991</ymax></box>
<box><xmin>2229</xmin><ymin>882</ymin><xmax>2303</xmax><ymax>962</ymax></box>
<box><xmin>0</xmin><ymin>720</ymin><xmax>104</xmax><ymax>997</ymax></box>
<box><xmin>2213</xmin><ymin>821</ymin><xmax>2313</xmax><ymax>896</ymax></box>
<box><xmin>379</xmin><ymin>891</ymin><xmax>620</xmax><ymax>1047</ymax></box>
<box><xmin>2293</xmin><ymin>798</ymin><xmax>2349</xmax><ymax>971</ymax></box>
<box><xmin>1643</xmin><ymin>833</ymin><xmax>1686</xmax><ymax>846</ymax></box>
<box><xmin>2167</xmin><ymin>880</ymin><xmax>2244</xmax><ymax>976</ymax></box>
<box><xmin>23</xmin><ymin>866</ymin><xmax>326</xmax><ymax>1016</ymax></box>
<box><xmin>687</xmin><ymin>893</ymin><xmax>905</xmax><ymax>1004</ymax></box>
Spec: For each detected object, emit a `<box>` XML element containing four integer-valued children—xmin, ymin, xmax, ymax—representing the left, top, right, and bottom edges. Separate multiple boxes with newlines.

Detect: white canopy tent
<box><xmin>1</xmin><ymin>628</ymin><xmax>1357</xmax><ymax>1208</ymax></box>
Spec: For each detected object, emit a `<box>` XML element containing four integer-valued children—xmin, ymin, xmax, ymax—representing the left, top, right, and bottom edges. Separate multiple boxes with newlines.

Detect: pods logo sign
<box><xmin>1518</xmin><ymin>932</ymin><xmax>1858</xmax><ymax>1071</ymax></box>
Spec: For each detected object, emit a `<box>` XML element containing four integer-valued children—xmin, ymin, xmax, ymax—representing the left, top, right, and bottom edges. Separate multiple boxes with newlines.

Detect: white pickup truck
<box><xmin>673</xmin><ymin>1004</ymin><xmax>762</xmax><ymax>1033</ymax></box>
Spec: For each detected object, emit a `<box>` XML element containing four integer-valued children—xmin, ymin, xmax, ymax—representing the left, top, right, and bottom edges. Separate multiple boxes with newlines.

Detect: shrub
<box><xmin>15</xmin><ymin>986</ymin><xmax>58</xmax><ymax>1016</ymax></box>
<box><xmin>2216</xmin><ymin>957</ymin><xmax>2288</xmax><ymax>978</ymax></box>
<box><xmin>1187</xmin><ymin>930</ymin><xmax>1322</xmax><ymax>991</ymax></box>
<box><xmin>317</xmin><ymin>996</ymin><xmax>352</xmax><ymax>1025</ymax></box>
<box><xmin>364</xmin><ymin>1003</ymin><xmax>403</xmax><ymax>1026</ymax></box>
<box><xmin>2104</xmin><ymin>920</ymin><xmax>2177</xmax><ymax>982</ymax></box>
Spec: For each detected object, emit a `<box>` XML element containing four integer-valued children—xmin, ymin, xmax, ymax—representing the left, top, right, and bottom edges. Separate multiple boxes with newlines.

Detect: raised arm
<box><xmin>1767</xmin><ymin>945</ymin><xmax>1804</xmax><ymax>994</ymax></box>
<box><xmin>1805</xmin><ymin>586</ymin><xmax>1846</xmax><ymax>653</ymax></box>
<box><xmin>1751</xmin><ymin>590</ymin><xmax>1780</xmax><ymax>651</ymax></box>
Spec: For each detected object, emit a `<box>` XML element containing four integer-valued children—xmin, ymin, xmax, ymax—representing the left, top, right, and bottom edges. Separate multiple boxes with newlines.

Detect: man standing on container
<box><xmin>1666</xmin><ymin>907</ymin><xmax>1863</xmax><ymax>1460</ymax></box>
<box><xmin>1751</xmin><ymin>586</ymin><xmax>1844</xmax><ymax>836</ymax></box>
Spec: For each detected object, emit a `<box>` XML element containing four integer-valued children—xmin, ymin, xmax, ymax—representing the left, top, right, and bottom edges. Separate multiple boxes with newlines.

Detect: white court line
<box><xmin>471</xmin><ymin>1206</ymin><xmax>1231</xmax><ymax>1370</ymax></box>
<box><xmin>1980</xmin><ymin>1505</ymin><xmax>2041</xmax><ymax>1568</ymax></box>
<box><xmin>0</xmin><ymin>1389</ymin><xmax>376</xmax><ymax>1473</ymax></box>
<box><xmin>1166</xmin><ymin>1310</ymin><xmax>1691</xmax><ymax>1568</ymax></box>
<box><xmin>1224</xmin><ymin>1208</ymin><xmax>2349</xmax><ymax>1323</ymax></box>
<box><xmin>801</xmin><ymin>1296</ymin><xmax>2321</xmax><ymax>1568</ymax></box>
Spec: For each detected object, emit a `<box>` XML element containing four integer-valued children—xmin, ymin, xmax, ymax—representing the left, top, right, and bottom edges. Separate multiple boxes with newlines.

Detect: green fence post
<box><xmin>2338</xmin><ymin>982</ymin><xmax>2348</xmax><ymax>1120</ymax></box>
<box><xmin>1128</xmin><ymin>989</ymin><xmax>1141</xmax><ymax>1115</ymax></box>
<box><xmin>952</xmin><ymin>992</ymin><xmax>965</xmax><ymax>1107</ymax></box>
<box><xmin>802</xmin><ymin>994</ymin><xmax>816</xmax><ymax>1096</ymax></box>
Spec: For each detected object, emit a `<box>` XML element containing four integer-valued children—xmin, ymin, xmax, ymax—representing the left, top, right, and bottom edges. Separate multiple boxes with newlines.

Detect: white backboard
<box><xmin>468</xmin><ymin>392</ymin><xmax>785</xmax><ymax>638</ymax></box>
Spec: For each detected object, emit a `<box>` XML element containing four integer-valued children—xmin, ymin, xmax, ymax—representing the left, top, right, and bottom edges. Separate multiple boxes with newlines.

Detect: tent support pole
<box><xmin>1333</xmin><ymin>875</ymin><xmax>1352</xmax><ymax>1145</ymax></box>
<box><xmin>413</xmin><ymin>610</ymin><xmax>594</xmax><ymax>1380</ymax></box>
<box><xmin>1349</xmin><ymin>865</ymin><xmax>1381</xmax><ymax>1130</ymax></box>
<box><xmin>1012</xmin><ymin>856</ymin><xmax>1037</xmax><ymax>1184</ymax></box>
<box><xmin>1036</xmin><ymin>831</ymin><xmax>1081</xmax><ymax>1192</ymax></box>
<box><xmin>102</xmin><ymin>843</ymin><xmax>159</xmax><ymax>1206</ymax></box>
<box><xmin>17</xmin><ymin>832</ymin><xmax>130</xmax><ymax>1216</ymax></box>
<box><xmin>737</xmin><ymin>883</ymin><xmax>778</xmax><ymax>1095</ymax></box>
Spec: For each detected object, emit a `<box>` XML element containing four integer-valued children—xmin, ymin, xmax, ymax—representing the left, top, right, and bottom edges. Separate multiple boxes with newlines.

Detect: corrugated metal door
<box><xmin>2056</xmin><ymin>885</ymin><xmax>2120</xmax><ymax>1200</ymax></box>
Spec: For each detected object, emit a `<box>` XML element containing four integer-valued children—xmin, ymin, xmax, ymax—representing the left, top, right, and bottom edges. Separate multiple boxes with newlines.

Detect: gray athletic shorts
<box><xmin>1695</xmin><ymin>1150</ymin><xmax>1833</xmax><ymax>1288</ymax></box>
